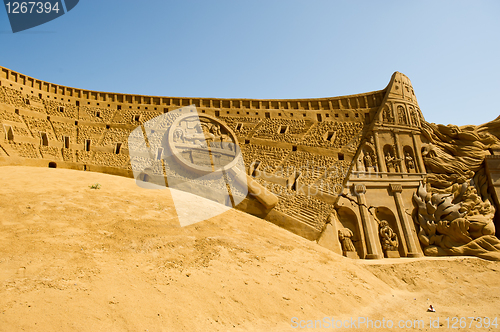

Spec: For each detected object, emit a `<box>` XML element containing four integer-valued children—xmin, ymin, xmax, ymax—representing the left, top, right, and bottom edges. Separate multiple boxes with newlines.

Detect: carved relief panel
<box><xmin>382</xmin><ymin>105</ymin><xmax>395</xmax><ymax>124</ymax></box>
<box><xmin>396</xmin><ymin>105</ymin><xmax>408</xmax><ymax>126</ymax></box>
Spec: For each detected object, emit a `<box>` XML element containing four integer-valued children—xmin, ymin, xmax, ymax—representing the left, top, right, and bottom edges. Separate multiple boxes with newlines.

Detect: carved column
<box><xmin>378</xmin><ymin>107</ymin><xmax>384</xmax><ymax>123</ymax></box>
<box><xmin>355</xmin><ymin>184</ymin><xmax>383</xmax><ymax>259</ymax></box>
<box><xmin>373</xmin><ymin>131</ymin><xmax>386</xmax><ymax>173</ymax></box>
<box><xmin>390</xmin><ymin>184</ymin><xmax>423</xmax><ymax>257</ymax></box>
<box><xmin>412</xmin><ymin>132</ymin><xmax>426</xmax><ymax>173</ymax></box>
<box><xmin>393</xmin><ymin>131</ymin><xmax>407</xmax><ymax>173</ymax></box>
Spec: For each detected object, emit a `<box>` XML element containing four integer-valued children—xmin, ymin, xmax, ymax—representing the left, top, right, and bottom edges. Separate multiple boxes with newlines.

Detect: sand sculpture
<box><xmin>1</xmin><ymin>65</ymin><xmax>499</xmax><ymax>260</ymax></box>
<box><xmin>338</xmin><ymin>227</ymin><xmax>359</xmax><ymax>259</ymax></box>
<box><xmin>379</xmin><ymin>220</ymin><xmax>400</xmax><ymax>258</ymax></box>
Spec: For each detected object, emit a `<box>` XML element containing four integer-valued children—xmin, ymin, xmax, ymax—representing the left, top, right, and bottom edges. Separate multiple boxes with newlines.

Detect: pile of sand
<box><xmin>0</xmin><ymin>166</ymin><xmax>499</xmax><ymax>331</ymax></box>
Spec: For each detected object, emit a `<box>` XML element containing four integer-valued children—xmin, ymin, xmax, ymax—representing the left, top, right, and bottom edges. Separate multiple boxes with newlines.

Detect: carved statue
<box><xmin>379</xmin><ymin>220</ymin><xmax>399</xmax><ymax>252</ymax></box>
<box><xmin>338</xmin><ymin>228</ymin><xmax>356</xmax><ymax>252</ymax></box>
<box><xmin>382</xmin><ymin>109</ymin><xmax>388</xmax><ymax>122</ymax></box>
<box><xmin>362</xmin><ymin>151</ymin><xmax>377</xmax><ymax>172</ymax></box>
<box><xmin>212</xmin><ymin>124</ymin><xmax>222</xmax><ymax>137</ymax></box>
<box><xmin>364</xmin><ymin>153</ymin><xmax>373</xmax><ymax>168</ymax></box>
<box><xmin>405</xmin><ymin>152</ymin><xmax>415</xmax><ymax>170</ymax></box>
<box><xmin>397</xmin><ymin>105</ymin><xmax>408</xmax><ymax>125</ymax></box>
<box><xmin>385</xmin><ymin>151</ymin><xmax>394</xmax><ymax>170</ymax></box>
<box><xmin>409</xmin><ymin>107</ymin><xmax>419</xmax><ymax>127</ymax></box>
<box><xmin>356</xmin><ymin>155</ymin><xmax>365</xmax><ymax>172</ymax></box>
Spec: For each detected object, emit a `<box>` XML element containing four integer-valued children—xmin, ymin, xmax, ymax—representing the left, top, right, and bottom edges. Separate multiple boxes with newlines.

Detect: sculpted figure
<box><xmin>410</xmin><ymin>107</ymin><xmax>419</xmax><ymax>127</ymax></box>
<box><xmin>212</xmin><ymin>124</ymin><xmax>222</xmax><ymax>137</ymax></box>
<box><xmin>379</xmin><ymin>220</ymin><xmax>399</xmax><ymax>252</ymax></box>
<box><xmin>364</xmin><ymin>153</ymin><xmax>373</xmax><ymax>168</ymax></box>
<box><xmin>385</xmin><ymin>151</ymin><xmax>394</xmax><ymax>170</ymax></box>
<box><xmin>338</xmin><ymin>228</ymin><xmax>356</xmax><ymax>252</ymax></box>
<box><xmin>356</xmin><ymin>155</ymin><xmax>365</xmax><ymax>172</ymax></box>
<box><xmin>405</xmin><ymin>152</ymin><xmax>415</xmax><ymax>170</ymax></box>
<box><xmin>397</xmin><ymin>105</ymin><xmax>408</xmax><ymax>125</ymax></box>
<box><xmin>173</xmin><ymin>129</ymin><xmax>184</xmax><ymax>142</ymax></box>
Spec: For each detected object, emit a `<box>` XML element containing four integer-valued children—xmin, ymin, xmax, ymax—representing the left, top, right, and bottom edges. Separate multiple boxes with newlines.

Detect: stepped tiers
<box><xmin>1</xmin><ymin>65</ymin><xmax>500</xmax><ymax>260</ymax></box>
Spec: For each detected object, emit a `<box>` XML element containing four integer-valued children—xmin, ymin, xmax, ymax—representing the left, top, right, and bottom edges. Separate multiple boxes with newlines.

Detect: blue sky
<box><xmin>0</xmin><ymin>0</ymin><xmax>498</xmax><ymax>126</ymax></box>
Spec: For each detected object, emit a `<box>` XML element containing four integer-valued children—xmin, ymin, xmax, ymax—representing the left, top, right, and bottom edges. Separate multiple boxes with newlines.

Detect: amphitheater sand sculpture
<box><xmin>1</xmin><ymin>65</ymin><xmax>500</xmax><ymax>261</ymax></box>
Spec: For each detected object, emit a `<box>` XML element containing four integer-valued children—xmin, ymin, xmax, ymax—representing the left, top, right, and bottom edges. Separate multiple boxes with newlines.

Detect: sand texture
<box><xmin>0</xmin><ymin>167</ymin><xmax>499</xmax><ymax>331</ymax></box>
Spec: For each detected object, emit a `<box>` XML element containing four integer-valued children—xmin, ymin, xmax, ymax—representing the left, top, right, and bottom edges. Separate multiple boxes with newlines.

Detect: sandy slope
<box><xmin>0</xmin><ymin>166</ymin><xmax>499</xmax><ymax>332</ymax></box>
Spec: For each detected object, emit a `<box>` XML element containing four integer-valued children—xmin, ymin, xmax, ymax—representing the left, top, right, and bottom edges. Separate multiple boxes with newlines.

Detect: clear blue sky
<box><xmin>0</xmin><ymin>0</ymin><xmax>498</xmax><ymax>126</ymax></box>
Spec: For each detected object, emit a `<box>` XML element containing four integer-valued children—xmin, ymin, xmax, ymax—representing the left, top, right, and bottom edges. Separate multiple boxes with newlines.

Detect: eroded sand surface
<box><xmin>0</xmin><ymin>166</ymin><xmax>499</xmax><ymax>331</ymax></box>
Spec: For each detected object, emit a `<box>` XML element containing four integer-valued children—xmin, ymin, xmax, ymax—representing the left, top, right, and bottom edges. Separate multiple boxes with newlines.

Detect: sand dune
<box><xmin>0</xmin><ymin>166</ymin><xmax>499</xmax><ymax>331</ymax></box>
